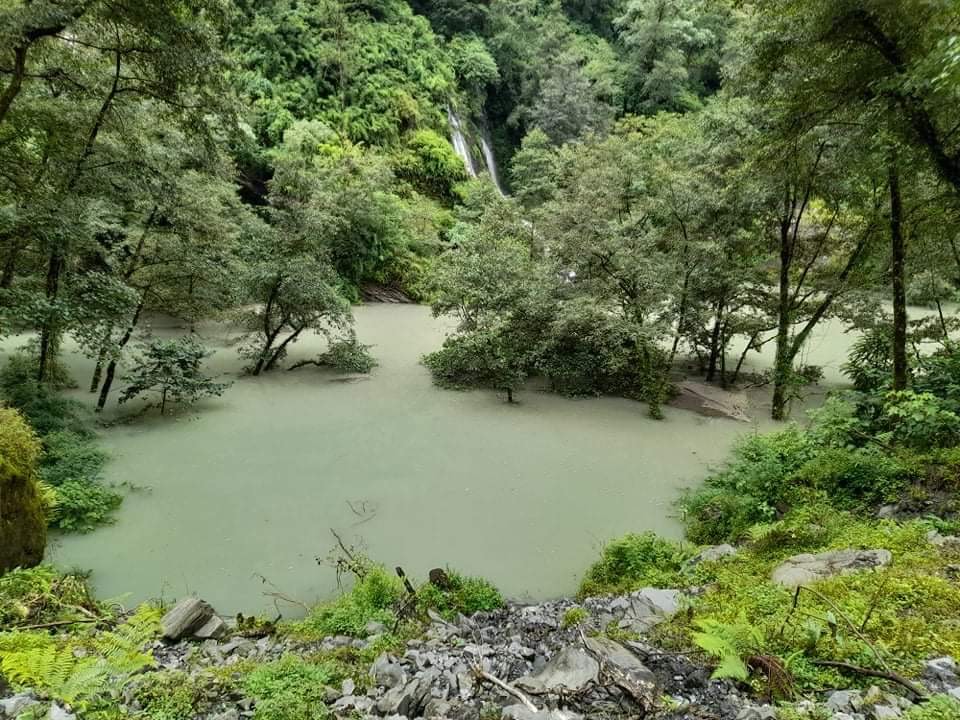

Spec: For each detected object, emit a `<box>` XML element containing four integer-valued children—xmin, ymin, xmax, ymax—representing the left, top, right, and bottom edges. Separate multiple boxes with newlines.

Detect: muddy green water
<box><xmin>31</xmin><ymin>305</ymin><xmax>854</xmax><ymax>613</ymax></box>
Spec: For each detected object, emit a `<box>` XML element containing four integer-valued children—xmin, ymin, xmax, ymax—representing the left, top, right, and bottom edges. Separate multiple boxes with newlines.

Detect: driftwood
<box><xmin>473</xmin><ymin>665</ymin><xmax>539</xmax><ymax>713</ymax></box>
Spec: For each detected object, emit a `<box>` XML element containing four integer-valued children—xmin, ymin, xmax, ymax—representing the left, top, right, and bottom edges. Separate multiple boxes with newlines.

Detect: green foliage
<box><xmin>415</xmin><ymin>570</ymin><xmax>504</xmax><ymax>618</ymax></box>
<box><xmin>38</xmin><ymin>431</ymin><xmax>120</xmax><ymax>533</ymax></box>
<box><xmin>0</xmin><ymin>407</ymin><xmax>46</xmax><ymax>572</ymax></box>
<box><xmin>691</xmin><ymin>617</ymin><xmax>760</xmax><ymax>681</ymax></box>
<box><xmin>317</xmin><ymin>334</ymin><xmax>379</xmax><ymax>374</ymax></box>
<box><xmin>579</xmin><ymin>532</ymin><xmax>690</xmax><ymax>597</ymax></box>
<box><xmin>120</xmin><ymin>337</ymin><xmax>231</xmax><ymax>414</ymax></box>
<box><xmin>132</xmin><ymin>671</ymin><xmax>222</xmax><ymax>720</ymax></box>
<box><xmin>657</xmin><ymin>506</ymin><xmax>960</xmax><ymax>691</ymax></box>
<box><xmin>882</xmin><ymin>391</ymin><xmax>960</xmax><ymax>451</ymax></box>
<box><xmin>242</xmin><ymin>656</ymin><xmax>339</xmax><ymax>720</ymax></box>
<box><xmin>561</xmin><ymin>606</ymin><xmax>588</xmax><ymax>629</ymax></box>
<box><xmin>681</xmin><ymin>427</ymin><xmax>815</xmax><ymax>543</ymax></box>
<box><xmin>295</xmin><ymin>566</ymin><xmax>405</xmax><ymax>638</ymax></box>
<box><xmin>903</xmin><ymin>696</ymin><xmax>960</xmax><ymax>720</ymax></box>
<box><xmin>0</xmin><ymin>566</ymin><xmax>100</xmax><ymax>629</ymax></box>
<box><xmin>394</xmin><ymin>129</ymin><xmax>468</xmax><ymax>198</ymax></box>
<box><xmin>49</xmin><ymin>481</ymin><xmax>123</xmax><ymax>534</ymax></box>
<box><xmin>843</xmin><ymin>330</ymin><xmax>894</xmax><ymax>393</ymax></box>
<box><xmin>0</xmin><ymin>605</ymin><xmax>161</xmax><ymax>713</ymax></box>
<box><xmin>0</xmin><ymin>355</ymin><xmax>90</xmax><ymax>437</ymax></box>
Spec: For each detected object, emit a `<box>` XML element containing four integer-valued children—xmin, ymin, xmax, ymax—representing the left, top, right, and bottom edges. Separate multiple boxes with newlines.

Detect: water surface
<box><xmin>36</xmin><ymin>305</ymin><xmax>839</xmax><ymax>613</ymax></box>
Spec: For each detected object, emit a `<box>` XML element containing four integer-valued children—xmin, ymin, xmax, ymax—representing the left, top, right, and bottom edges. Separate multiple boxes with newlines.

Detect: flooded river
<box><xmin>28</xmin><ymin>305</ymin><xmax>856</xmax><ymax>613</ymax></box>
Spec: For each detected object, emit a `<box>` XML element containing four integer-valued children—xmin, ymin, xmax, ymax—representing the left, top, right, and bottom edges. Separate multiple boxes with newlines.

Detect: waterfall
<box><xmin>479</xmin><ymin>127</ymin><xmax>506</xmax><ymax>197</ymax></box>
<box><xmin>447</xmin><ymin>108</ymin><xmax>477</xmax><ymax>178</ymax></box>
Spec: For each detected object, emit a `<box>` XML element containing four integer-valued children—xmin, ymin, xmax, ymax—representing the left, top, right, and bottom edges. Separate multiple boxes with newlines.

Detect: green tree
<box><xmin>119</xmin><ymin>337</ymin><xmax>230</xmax><ymax>415</ymax></box>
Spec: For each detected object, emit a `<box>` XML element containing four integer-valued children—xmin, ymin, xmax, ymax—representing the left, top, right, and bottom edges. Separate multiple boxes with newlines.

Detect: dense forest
<box><xmin>3</xmin><ymin>1</ymin><xmax>960</xmax><ymax>719</ymax></box>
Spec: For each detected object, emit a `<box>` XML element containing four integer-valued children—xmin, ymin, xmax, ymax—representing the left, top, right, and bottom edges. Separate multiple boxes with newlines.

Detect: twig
<box><xmin>812</xmin><ymin>660</ymin><xmax>928</xmax><ymax>699</ymax></box>
<box><xmin>16</xmin><ymin>618</ymin><xmax>99</xmax><ymax>631</ymax></box>
<box><xmin>329</xmin><ymin>528</ymin><xmax>366</xmax><ymax>579</ymax></box>
<box><xmin>473</xmin><ymin>665</ymin><xmax>539</xmax><ymax>712</ymax></box>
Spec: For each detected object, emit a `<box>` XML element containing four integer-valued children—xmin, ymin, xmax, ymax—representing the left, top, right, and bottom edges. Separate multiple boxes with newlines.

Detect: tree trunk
<box><xmin>772</xmin><ymin>218</ymin><xmax>794</xmax><ymax>421</ymax></box>
<box><xmin>96</xmin><ymin>297</ymin><xmax>145</xmax><ymax>411</ymax></box>
<box><xmin>889</xmin><ymin>161</ymin><xmax>909</xmax><ymax>391</ymax></box>
<box><xmin>161</xmin><ymin>388</ymin><xmax>167</xmax><ymax>415</ymax></box>
<box><xmin>705</xmin><ymin>298</ymin><xmax>725</xmax><ymax>383</ymax></box>
<box><xmin>506</xmin><ymin>387</ymin><xmax>514</xmax><ymax>403</ymax></box>
<box><xmin>36</xmin><ymin>251</ymin><xmax>63</xmax><ymax>383</ymax></box>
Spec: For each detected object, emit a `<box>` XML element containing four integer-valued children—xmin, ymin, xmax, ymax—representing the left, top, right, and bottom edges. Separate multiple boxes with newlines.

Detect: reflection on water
<box><xmin>21</xmin><ymin>305</ymin><xmax>858</xmax><ymax>612</ymax></box>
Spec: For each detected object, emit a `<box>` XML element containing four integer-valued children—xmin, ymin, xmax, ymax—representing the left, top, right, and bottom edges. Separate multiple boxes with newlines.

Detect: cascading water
<box><xmin>479</xmin><ymin>125</ymin><xmax>506</xmax><ymax>197</ymax></box>
<box><xmin>447</xmin><ymin>108</ymin><xmax>477</xmax><ymax>178</ymax></box>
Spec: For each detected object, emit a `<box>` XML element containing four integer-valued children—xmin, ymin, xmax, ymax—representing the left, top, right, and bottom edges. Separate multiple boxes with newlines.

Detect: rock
<box><xmin>376</xmin><ymin>678</ymin><xmax>421</xmax><ymax>716</ymax></box>
<box><xmin>826</xmin><ymin>690</ymin><xmax>864</xmax><ymax>713</ymax></box>
<box><xmin>735</xmin><ymin>706</ymin><xmax>777</xmax><ymax>720</ymax></box>
<box><xmin>672</xmin><ymin>381</ymin><xmax>751</xmax><ymax>422</ymax></box>
<box><xmin>924</xmin><ymin>657</ymin><xmax>958</xmax><ymax>683</ymax></box>
<box><xmin>877</xmin><ymin>505</ymin><xmax>898</xmax><ymax>519</ymax></box>
<box><xmin>160</xmin><ymin>597</ymin><xmax>215</xmax><ymax>641</ymax></box>
<box><xmin>501</xmin><ymin>705</ymin><xmax>584</xmax><ymax>720</ymax></box>
<box><xmin>333</xmin><ymin>695</ymin><xmax>375</xmax><ymax>714</ymax></box>
<box><xmin>771</xmin><ymin>549</ymin><xmax>892</xmax><ymax>587</ymax></box>
<box><xmin>950</xmin><ymin>687</ymin><xmax>960</xmax><ymax>701</ymax></box>
<box><xmin>194</xmin><ymin>615</ymin><xmax>229</xmax><ymax>640</ymax></box>
<box><xmin>516</xmin><ymin>646</ymin><xmax>600</xmax><ymax>694</ymax></box>
<box><xmin>342</xmin><ymin>678</ymin><xmax>356</xmax><ymax>696</ymax></box>
<box><xmin>371</xmin><ymin>653</ymin><xmax>406</xmax><ymax>689</ymax></box>
<box><xmin>582</xmin><ymin>636</ymin><xmax>657</xmax><ymax>709</ymax></box>
<box><xmin>688</xmin><ymin>544</ymin><xmax>738</xmax><ymax>565</ymax></box>
<box><xmin>614</xmin><ymin>588</ymin><xmax>682</xmax><ymax>633</ymax></box>
<box><xmin>870</xmin><ymin>705</ymin><xmax>901</xmax><ymax>720</ymax></box>
<box><xmin>207</xmin><ymin>711</ymin><xmax>239</xmax><ymax>720</ymax></box>
<box><xmin>927</xmin><ymin>530</ymin><xmax>960</xmax><ymax>549</ymax></box>
<box><xmin>45</xmin><ymin>705</ymin><xmax>75</xmax><ymax>720</ymax></box>
<box><xmin>365</xmin><ymin>621</ymin><xmax>387</xmax><ymax>637</ymax></box>
<box><xmin>0</xmin><ymin>694</ymin><xmax>39</xmax><ymax>718</ymax></box>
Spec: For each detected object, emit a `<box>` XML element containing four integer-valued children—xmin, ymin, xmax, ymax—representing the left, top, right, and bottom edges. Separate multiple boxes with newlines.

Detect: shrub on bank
<box><xmin>578</xmin><ymin>531</ymin><xmax>690</xmax><ymax>597</ymax></box>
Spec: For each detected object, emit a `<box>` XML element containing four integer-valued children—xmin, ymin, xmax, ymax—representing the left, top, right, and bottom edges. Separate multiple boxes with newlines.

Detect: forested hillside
<box><xmin>4</xmin><ymin>2</ymin><xmax>960</xmax><ymax>719</ymax></box>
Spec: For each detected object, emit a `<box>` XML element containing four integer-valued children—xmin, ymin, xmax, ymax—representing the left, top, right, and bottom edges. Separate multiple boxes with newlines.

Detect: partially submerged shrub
<box><xmin>579</xmin><ymin>531</ymin><xmax>690</xmax><ymax>597</ymax></box>
<box><xmin>317</xmin><ymin>333</ymin><xmax>378</xmax><ymax>374</ymax></box>
<box><xmin>416</xmin><ymin>570</ymin><xmax>503</xmax><ymax>618</ymax></box>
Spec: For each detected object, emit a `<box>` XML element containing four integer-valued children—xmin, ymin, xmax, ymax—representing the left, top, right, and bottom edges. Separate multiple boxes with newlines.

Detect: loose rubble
<box><xmin>4</xmin><ymin>589</ymin><xmax>960</xmax><ymax>720</ymax></box>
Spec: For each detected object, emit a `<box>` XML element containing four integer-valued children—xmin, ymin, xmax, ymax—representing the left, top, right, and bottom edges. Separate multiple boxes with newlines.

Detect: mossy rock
<box><xmin>0</xmin><ymin>407</ymin><xmax>47</xmax><ymax>572</ymax></box>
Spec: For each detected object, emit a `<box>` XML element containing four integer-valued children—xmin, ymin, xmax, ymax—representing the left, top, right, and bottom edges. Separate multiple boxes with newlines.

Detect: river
<box><xmin>27</xmin><ymin>304</ymin><xmax>855</xmax><ymax>613</ymax></box>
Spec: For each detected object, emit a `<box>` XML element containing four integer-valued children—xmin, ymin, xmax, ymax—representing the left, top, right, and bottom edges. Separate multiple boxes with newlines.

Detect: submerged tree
<box><xmin>119</xmin><ymin>338</ymin><xmax>230</xmax><ymax>415</ymax></box>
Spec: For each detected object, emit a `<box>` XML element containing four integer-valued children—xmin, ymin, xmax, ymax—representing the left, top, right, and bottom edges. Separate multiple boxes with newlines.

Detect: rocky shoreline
<box><xmin>4</xmin><ymin>580</ymin><xmax>959</xmax><ymax>720</ymax></box>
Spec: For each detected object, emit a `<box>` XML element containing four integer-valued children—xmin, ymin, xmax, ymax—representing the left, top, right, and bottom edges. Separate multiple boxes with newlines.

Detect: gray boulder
<box><xmin>582</xmin><ymin>636</ymin><xmax>657</xmax><ymax>709</ymax></box>
<box><xmin>0</xmin><ymin>694</ymin><xmax>39</xmax><ymax>718</ymax></box>
<box><xmin>502</xmin><ymin>705</ymin><xmax>584</xmax><ymax>720</ymax></box>
<box><xmin>160</xmin><ymin>597</ymin><xmax>215</xmax><ymax>641</ymax></box>
<box><xmin>688</xmin><ymin>544</ymin><xmax>738</xmax><ymax>566</ymax></box>
<box><xmin>826</xmin><ymin>689</ymin><xmax>864</xmax><ymax>713</ymax></box>
<box><xmin>772</xmin><ymin>549</ymin><xmax>892</xmax><ymax>587</ymax></box>
<box><xmin>516</xmin><ymin>647</ymin><xmax>600</xmax><ymax>694</ymax></box>
<box><xmin>870</xmin><ymin>705</ymin><xmax>901</xmax><ymax>720</ymax></box>
<box><xmin>371</xmin><ymin>653</ymin><xmax>407</xmax><ymax>689</ymax></box>
<box><xmin>47</xmin><ymin>705</ymin><xmax>75</xmax><ymax>720</ymax></box>
<box><xmin>924</xmin><ymin>656</ymin><xmax>958</xmax><ymax>683</ymax></box>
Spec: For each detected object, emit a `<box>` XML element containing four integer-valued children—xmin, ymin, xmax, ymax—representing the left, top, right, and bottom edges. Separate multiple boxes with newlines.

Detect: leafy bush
<box><xmin>791</xmin><ymin>447</ymin><xmax>913</xmax><ymax>508</ymax></box>
<box><xmin>39</xmin><ymin>431</ymin><xmax>107</xmax><ymax>486</ymax></box>
<box><xmin>295</xmin><ymin>566</ymin><xmax>404</xmax><ymax>638</ymax></box>
<box><xmin>243</xmin><ymin>656</ymin><xmax>338</xmax><ymax>720</ymax></box>
<box><xmin>318</xmin><ymin>333</ymin><xmax>378</xmax><ymax>374</ymax></box>
<box><xmin>415</xmin><ymin>570</ymin><xmax>503</xmax><ymax>618</ymax></box>
<box><xmin>881</xmin><ymin>391</ymin><xmax>960</xmax><ymax>450</ymax></box>
<box><xmin>0</xmin><ymin>357</ymin><xmax>91</xmax><ymax>437</ymax></box>
<box><xmin>132</xmin><ymin>671</ymin><xmax>222</xmax><ymax>720</ymax></box>
<box><xmin>578</xmin><ymin>532</ymin><xmax>690</xmax><ymax>597</ymax></box>
<box><xmin>915</xmin><ymin>342</ymin><xmax>960</xmax><ymax>410</ymax></box>
<box><xmin>842</xmin><ymin>329</ymin><xmax>893</xmax><ymax>393</ymax></box>
<box><xmin>49</xmin><ymin>480</ymin><xmax>122</xmax><ymax>533</ymax></box>
<box><xmin>681</xmin><ymin>428</ymin><xmax>815</xmax><ymax>543</ymax></box>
